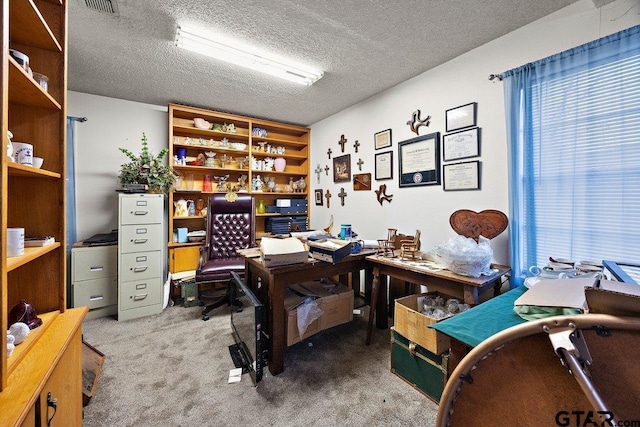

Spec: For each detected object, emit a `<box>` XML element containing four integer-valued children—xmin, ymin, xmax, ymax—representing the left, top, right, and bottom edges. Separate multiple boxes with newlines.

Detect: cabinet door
<box><xmin>169</xmin><ymin>246</ymin><xmax>201</xmax><ymax>273</ymax></box>
<box><xmin>38</xmin><ymin>329</ymin><xmax>83</xmax><ymax>426</ymax></box>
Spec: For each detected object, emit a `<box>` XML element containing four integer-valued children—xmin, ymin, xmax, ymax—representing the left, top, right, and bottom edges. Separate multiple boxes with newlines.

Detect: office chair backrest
<box><xmin>205</xmin><ymin>194</ymin><xmax>255</xmax><ymax>260</ymax></box>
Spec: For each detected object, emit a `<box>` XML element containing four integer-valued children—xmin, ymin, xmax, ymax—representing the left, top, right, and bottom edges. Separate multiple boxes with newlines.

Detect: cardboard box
<box><xmin>276</xmin><ymin>199</ymin><xmax>291</xmax><ymax>207</ymax></box>
<box><xmin>391</xmin><ymin>328</ymin><xmax>448</xmax><ymax>404</ymax></box>
<box><xmin>394</xmin><ymin>292</ymin><xmax>454</xmax><ymax>355</ymax></box>
<box><xmin>260</xmin><ymin>237</ymin><xmax>309</xmax><ymax>267</ymax></box>
<box><xmin>308</xmin><ymin>239</ymin><xmax>353</xmax><ymax>263</ymax></box>
<box><xmin>284</xmin><ymin>280</ymin><xmax>354</xmax><ymax>345</ymax></box>
<box><xmin>82</xmin><ymin>341</ymin><xmax>106</xmax><ymax>406</ymax></box>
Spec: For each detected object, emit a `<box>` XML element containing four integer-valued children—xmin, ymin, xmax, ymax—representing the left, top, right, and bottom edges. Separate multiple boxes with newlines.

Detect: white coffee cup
<box><xmin>12</xmin><ymin>142</ymin><xmax>33</xmax><ymax>166</ymax></box>
<box><xmin>7</xmin><ymin>228</ymin><xmax>24</xmax><ymax>257</ymax></box>
<box><xmin>32</xmin><ymin>156</ymin><xmax>44</xmax><ymax>169</ymax></box>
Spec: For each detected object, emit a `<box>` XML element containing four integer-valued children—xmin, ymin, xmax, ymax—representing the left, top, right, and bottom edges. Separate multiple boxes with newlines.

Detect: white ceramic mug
<box><xmin>7</xmin><ymin>228</ymin><xmax>24</xmax><ymax>257</ymax></box>
<box><xmin>12</xmin><ymin>142</ymin><xmax>33</xmax><ymax>166</ymax></box>
<box><xmin>32</xmin><ymin>156</ymin><xmax>44</xmax><ymax>169</ymax></box>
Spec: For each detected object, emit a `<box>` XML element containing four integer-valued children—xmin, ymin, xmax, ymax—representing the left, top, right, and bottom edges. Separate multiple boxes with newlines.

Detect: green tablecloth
<box><xmin>430</xmin><ymin>286</ymin><xmax>528</xmax><ymax>348</ymax></box>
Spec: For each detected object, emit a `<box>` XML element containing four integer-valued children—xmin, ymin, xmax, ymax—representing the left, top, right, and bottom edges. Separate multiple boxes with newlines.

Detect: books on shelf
<box><xmin>24</xmin><ymin>236</ymin><xmax>55</xmax><ymax>247</ymax></box>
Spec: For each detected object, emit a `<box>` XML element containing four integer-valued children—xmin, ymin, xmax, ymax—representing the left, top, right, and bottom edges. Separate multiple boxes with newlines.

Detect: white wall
<box><xmin>68</xmin><ymin>0</ymin><xmax>640</xmax><ymax>260</ymax></box>
<box><xmin>309</xmin><ymin>0</ymin><xmax>640</xmax><ymax>265</ymax></box>
<box><xmin>67</xmin><ymin>92</ymin><xmax>168</xmax><ymax>241</ymax></box>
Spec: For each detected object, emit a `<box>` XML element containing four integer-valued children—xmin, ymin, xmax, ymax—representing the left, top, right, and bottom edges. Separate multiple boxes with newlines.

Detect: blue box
<box><xmin>176</xmin><ymin>227</ymin><xmax>188</xmax><ymax>243</ymax></box>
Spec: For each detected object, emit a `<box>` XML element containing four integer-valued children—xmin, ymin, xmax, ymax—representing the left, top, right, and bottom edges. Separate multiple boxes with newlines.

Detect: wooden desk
<box><xmin>243</xmin><ymin>250</ymin><xmax>375</xmax><ymax>376</ymax></box>
<box><xmin>365</xmin><ymin>254</ymin><xmax>511</xmax><ymax>344</ymax></box>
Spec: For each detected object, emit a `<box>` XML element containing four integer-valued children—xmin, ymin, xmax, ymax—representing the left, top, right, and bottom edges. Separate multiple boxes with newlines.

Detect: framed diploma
<box><xmin>398</xmin><ymin>132</ymin><xmax>441</xmax><ymax>187</ymax></box>
<box><xmin>374</xmin><ymin>129</ymin><xmax>392</xmax><ymax>150</ymax></box>
<box><xmin>445</xmin><ymin>102</ymin><xmax>477</xmax><ymax>132</ymax></box>
<box><xmin>443</xmin><ymin>160</ymin><xmax>481</xmax><ymax>191</ymax></box>
<box><xmin>443</xmin><ymin>127</ymin><xmax>480</xmax><ymax>161</ymax></box>
<box><xmin>375</xmin><ymin>151</ymin><xmax>393</xmax><ymax>180</ymax></box>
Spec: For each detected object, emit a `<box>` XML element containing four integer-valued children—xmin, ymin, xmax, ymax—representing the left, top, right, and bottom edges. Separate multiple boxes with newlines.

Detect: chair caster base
<box><xmin>202</xmin><ymin>314</ymin><xmax>210</xmax><ymax>321</ymax></box>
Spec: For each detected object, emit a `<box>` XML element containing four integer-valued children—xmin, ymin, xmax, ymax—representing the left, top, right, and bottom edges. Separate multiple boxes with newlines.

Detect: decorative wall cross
<box><xmin>338</xmin><ymin>135</ymin><xmax>347</xmax><ymax>152</ymax></box>
<box><xmin>338</xmin><ymin>187</ymin><xmax>347</xmax><ymax>206</ymax></box>
<box><xmin>325</xmin><ymin>189</ymin><xmax>332</xmax><ymax>208</ymax></box>
<box><xmin>324</xmin><ymin>165</ymin><xmax>330</xmax><ymax>176</ymax></box>
<box><xmin>357</xmin><ymin>158</ymin><xmax>364</xmax><ymax>171</ymax></box>
<box><xmin>315</xmin><ymin>164</ymin><xmax>322</xmax><ymax>183</ymax></box>
<box><xmin>354</xmin><ymin>140</ymin><xmax>360</xmax><ymax>153</ymax></box>
<box><xmin>327</xmin><ymin>148</ymin><xmax>332</xmax><ymax>159</ymax></box>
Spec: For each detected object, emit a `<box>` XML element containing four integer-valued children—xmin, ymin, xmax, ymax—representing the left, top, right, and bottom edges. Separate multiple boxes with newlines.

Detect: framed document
<box><xmin>314</xmin><ymin>189</ymin><xmax>324</xmax><ymax>206</ymax></box>
<box><xmin>443</xmin><ymin>127</ymin><xmax>480</xmax><ymax>161</ymax></box>
<box><xmin>443</xmin><ymin>161</ymin><xmax>481</xmax><ymax>191</ymax></box>
<box><xmin>398</xmin><ymin>132</ymin><xmax>441</xmax><ymax>187</ymax></box>
<box><xmin>374</xmin><ymin>129</ymin><xmax>392</xmax><ymax>150</ymax></box>
<box><xmin>445</xmin><ymin>102</ymin><xmax>477</xmax><ymax>132</ymax></box>
<box><xmin>374</xmin><ymin>151</ymin><xmax>393</xmax><ymax>180</ymax></box>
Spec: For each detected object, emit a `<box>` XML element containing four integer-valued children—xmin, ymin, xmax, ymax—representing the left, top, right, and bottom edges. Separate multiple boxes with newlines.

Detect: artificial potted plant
<box><xmin>118</xmin><ymin>132</ymin><xmax>175</xmax><ymax>194</ymax></box>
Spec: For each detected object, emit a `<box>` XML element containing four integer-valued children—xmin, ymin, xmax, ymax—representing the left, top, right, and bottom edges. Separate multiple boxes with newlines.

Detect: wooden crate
<box><xmin>394</xmin><ymin>292</ymin><xmax>453</xmax><ymax>354</ymax></box>
<box><xmin>82</xmin><ymin>341</ymin><xmax>106</xmax><ymax>406</ymax></box>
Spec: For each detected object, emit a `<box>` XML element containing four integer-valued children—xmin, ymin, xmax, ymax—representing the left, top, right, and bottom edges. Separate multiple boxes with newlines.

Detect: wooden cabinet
<box><xmin>71</xmin><ymin>244</ymin><xmax>118</xmax><ymax>320</ymax></box>
<box><xmin>168</xmin><ymin>104</ymin><xmax>311</xmax><ymax>273</ymax></box>
<box><xmin>1</xmin><ymin>1</ymin><xmax>86</xmax><ymax>423</ymax></box>
<box><xmin>118</xmin><ymin>194</ymin><xmax>165</xmax><ymax>321</ymax></box>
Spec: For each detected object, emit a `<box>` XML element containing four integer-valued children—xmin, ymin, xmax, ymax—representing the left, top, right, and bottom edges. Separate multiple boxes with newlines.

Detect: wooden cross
<box><xmin>325</xmin><ymin>189</ymin><xmax>331</xmax><ymax>208</ymax></box>
<box><xmin>354</xmin><ymin>140</ymin><xmax>360</xmax><ymax>153</ymax></box>
<box><xmin>357</xmin><ymin>158</ymin><xmax>364</xmax><ymax>171</ymax></box>
<box><xmin>338</xmin><ymin>187</ymin><xmax>347</xmax><ymax>206</ymax></box>
<box><xmin>314</xmin><ymin>164</ymin><xmax>322</xmax><ymax>183</ymax></box>
<box><xmin>324</xmin><ymin>165</ymin><xmax>330</xmax><ymax>176</ymax></box>
<box><xmin>338</xmin><ymin>135</ymin><xmax>347</xmax><ymax>152</ymax></box>
<box><xmin>327</xmin><ymin>148</ymin><xmax>332</xmax><ymax>159</ymax></box>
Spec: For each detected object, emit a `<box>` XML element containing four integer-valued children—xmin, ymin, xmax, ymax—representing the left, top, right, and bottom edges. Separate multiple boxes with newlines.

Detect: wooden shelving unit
<box><xmin>168</xmin><ymin>103</ymin><xmax>311</xmax><ymax>273</ymax></box>
<box><xmin>1</xmin><ymin>0</ymin><xmax>86</xmax><ymax>424</ymax></box>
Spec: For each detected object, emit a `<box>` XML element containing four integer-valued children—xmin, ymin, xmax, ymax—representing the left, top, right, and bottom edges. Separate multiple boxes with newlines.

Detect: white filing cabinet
<box><xmin>72</xmin><ymin>244</ymin><xmax>118</xmax><ymax>319</ymax></box>
<box><xmin>118</xmin><ymin>193</ymin><xmax>165</xmax><ymax>321</ymax></box>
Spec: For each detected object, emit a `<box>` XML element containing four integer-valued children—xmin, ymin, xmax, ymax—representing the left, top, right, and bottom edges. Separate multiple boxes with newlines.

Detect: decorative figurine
<box><xmin>237</xmin><ymin>174</ymin><xmax>248</xmax><ymax>191</ymax></box>
<box><xmin>252</xmin><ymin>174</ymin><xmax>264</xmax><ymax>192</ymax></box>
<box><xmin>407</xmin><ymin>109</ymin><xmax>431</xmax><ymax>135</ymax></box>
<box><xmin>204</xmin><ymin>151</ymin><xmax>216</xmax><ymax>167</ymax></box>
<box><xmin>214</xmin><ymin>174</ymin><xmax>230</xmax><ymax>192</ymax></box>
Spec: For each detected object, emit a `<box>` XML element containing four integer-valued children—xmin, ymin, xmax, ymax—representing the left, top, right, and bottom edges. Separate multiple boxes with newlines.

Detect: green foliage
<box><xmin>118</xmin><ymin>133</ymin><xmax>175</xmax><ymax>194</ymax></box>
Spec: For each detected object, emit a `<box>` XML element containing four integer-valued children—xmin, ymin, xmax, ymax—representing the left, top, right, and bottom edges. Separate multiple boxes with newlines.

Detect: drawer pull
<box><xmin>90</xmin><ymin>266</ymin><xmax>104</xmax><ymax>272</ymax></box>
<box><xmin>89</xmin><ymin>295</ymin><xmax>104</xmax><ymax>301</ymax></box>
<box><xmin>133</xmin><ymin>266</ymin><xmax>148</xmax><ymax>272</ymax></box>
<box><xmin>134</xmin><ymin>210</ymin><xmax>149</xmax><ymax>215</ymax></box>
<box><xmin>133</xmin><ymin>238</ymin><xmax>148</xmax><ymax>244</ymax></box>
<box><xmin>132</xmin><ymin>293</ymin><xmax>148</xmax><ymax>301</ymax></box>
<box><xmin>135</xmin><ymin>283</ymin><xmax>148</xmax><ymax>290</ymax></box>
<box><xmin>136</xmin><ymin>256</ymin><xmax>147</xmax><ymax>262</ymax></box>
<box><xmin>136</xmin><ymin>201</ymin><xmax>148</xmax><ymax>206</ymax></box>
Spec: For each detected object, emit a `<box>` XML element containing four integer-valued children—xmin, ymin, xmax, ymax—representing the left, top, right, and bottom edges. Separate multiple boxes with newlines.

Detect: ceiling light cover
<box><xmin>175</xmin><ymin>26</ymin><xmax>323</xmax><ymax>86</ymax></box>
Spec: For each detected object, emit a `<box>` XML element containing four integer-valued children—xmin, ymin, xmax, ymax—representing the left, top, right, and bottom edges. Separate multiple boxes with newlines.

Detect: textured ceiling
<box><xmin>68</xmin><ymin>0</ymin><xmax>579</xmax><ymax>126</ymax></box>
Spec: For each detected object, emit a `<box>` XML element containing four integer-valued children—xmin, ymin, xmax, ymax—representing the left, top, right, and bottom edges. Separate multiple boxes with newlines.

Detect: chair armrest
<box><xmin>196</xmin><ymin>244</ymin><xmax>209</xmax><ymax>273</ymax></box>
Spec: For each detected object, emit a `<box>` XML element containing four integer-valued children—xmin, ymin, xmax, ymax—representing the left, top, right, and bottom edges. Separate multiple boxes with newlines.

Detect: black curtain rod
<box><xmin>488</xmin><ymin>74</ymin><xmax>503</xmax><ymax>82</ymax></box>
<box><xmin>68</xmin><ymin>116</ymin><xmax>88</xmax><ymax>122</ymax></box>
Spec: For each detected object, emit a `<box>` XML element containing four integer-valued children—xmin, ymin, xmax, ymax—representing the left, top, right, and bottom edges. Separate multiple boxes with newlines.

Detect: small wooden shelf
<box><xmin>6</xmin><ymin>243</ymin><xmax>61</xmax><ymax>272</ymax></box>
<box><xmin>6</xmin><ymin>311</ymin><xmax>58</xmax><ymax>376</ymax></box>
<box><xmin>8</xmin><ymin>58</ymin><xmax>61</xmax><ymax>110</ymax></box>
<box><xmin>9</xmin><ymin>0</ymin><xmax>62</xmax><ymax>51</ymax></box>
<box><xmin>8</xmin><ymin>162</ymin><xmax>61</xmax><ymax>179</ymax></box>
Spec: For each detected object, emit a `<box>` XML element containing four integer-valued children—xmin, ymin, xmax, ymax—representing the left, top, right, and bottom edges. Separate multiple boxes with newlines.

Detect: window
<box><xmin>504</xmin><ymin>25</ymin><xmax>640</xmax><ymax>286</ymax></box>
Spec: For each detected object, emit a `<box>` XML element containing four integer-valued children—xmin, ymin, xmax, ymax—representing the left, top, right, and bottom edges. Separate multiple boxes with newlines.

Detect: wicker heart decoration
<box><xmin>449</xmin><ymin>209</ymin><xmax>508</xmax><ymax>241</ymax></box>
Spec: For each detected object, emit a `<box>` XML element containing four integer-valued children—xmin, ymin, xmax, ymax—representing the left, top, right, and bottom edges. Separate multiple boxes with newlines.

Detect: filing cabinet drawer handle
<box><xmin>89</xmin><ymin>295</ymin><xmax>104</xmax><ymax>301</ymax></box>
<box><xmin>133</xmin><ymin>238</ymin><xmax>148</xmax><ymax>244</ymax></box>
<box><xmin>132</xmin><ymin>294</ymin><xmax>148</xmax><ymax>301</ymax></box>
<box><xmin>90</xmin><ymin>266</ymin><xmax>104</xmax><ymax>272</ymax></box>
<box><xmin>135</xmin><ymin>283</ymin><xmax>148</xmax><ymax>290</ymax></box>
<box><xmin>133</xmin><ymin>266</ymin><xmax>148</xmax><ymax>272</ymax></box>
<box><xmin>134</xmin><ymin>210</ymin><xmax>149</xmax><ymax>215</ymax></box>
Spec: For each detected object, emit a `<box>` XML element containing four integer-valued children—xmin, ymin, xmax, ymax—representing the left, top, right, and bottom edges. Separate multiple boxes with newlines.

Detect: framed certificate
<box><xmin>443</xmin><ymin>160</ymin><xmax>481</xmax><ymax>191</ymax></box>
<box><xmin>443</xmin><ymin>127</ymin><xmax>480</xmax><ymax>161</ymax></box>
<box><xmin>375</xmin><ymin>151</ymin><xmax>393</xmax><ymax>180</ymax></box>
<box><xmin>398</xmin><ymin>132</ymin><xmax>441</xmax><ymax>187</ymax></box>
<box><xmin>374</xmin><ymin>129</ymin><xmax>392</xmax><ymax>150</ymax></box>
<box><xmin>445</xmin><ymin>102</ymin><xmax>477</xmax><ymax>132</ymax></box>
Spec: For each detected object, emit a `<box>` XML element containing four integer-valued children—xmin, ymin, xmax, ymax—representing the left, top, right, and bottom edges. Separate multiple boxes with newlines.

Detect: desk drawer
<box><xmin>119</xmin><ymin>194</ymin><xmax>164</xmax><ymax>225</ymax></box>
<box><xmin>72</xmin><ymin>246</ymin><xmax>117</xmax><ymax>281</ymax></box>
<box><xmin>73</xmin><ymin>277</ymin><xmax>118</xmax><ymax>309</ymax></box>
<box><xmin>119</xmin><ymin>277</ymin><xmax>162</xmax><ymax>310</ymax></box>
<box><xmin>119</xmin><ymin>224</ymin><xmax>164</xmax><ymax>253</ymax></box>
<box><xmin>119</xmin><ymin>251</ymin><xmax>163</xmax><ymax>281</ymax></box>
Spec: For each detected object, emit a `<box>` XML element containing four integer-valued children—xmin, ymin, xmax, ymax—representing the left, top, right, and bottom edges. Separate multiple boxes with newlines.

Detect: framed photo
<box><xmin>333</xmin><ymin>154</ymin><xmax>351</xmax><ymax>183</ymax></box>
<box><xmin>443</xmin><ymin>160</ymin><xmax>481</xmax><ymax>191</ymax></box>
<box><xmin>374</xmin><ymin>129</ymin><xmax>392</xmax><ymax>150</ymax></box>
<box><xmin>398</xmin><ymin>132</ymin><xmax>441</xmax><ymax>187</ymax></box>
<box><xmin>314</xmin><ymin>189</ymin><xmax>323</xmax><ymax>206</ymax></box>
<box><xmin>443</xmin><ymin>127</ymin><xmax>480</xmax><ymax>161</ymax></box>
<box><xmin>445</xmin><ymin>102</ymin><xmax>477</xmax><ymax>132</ymax></box>
<box><xmin>375</xmin><ymin>151</ymin><xmax>393</xmax><ymax>180</ymax></box>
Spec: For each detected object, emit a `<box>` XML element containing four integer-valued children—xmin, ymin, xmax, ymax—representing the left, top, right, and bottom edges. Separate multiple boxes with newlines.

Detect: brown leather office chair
<box><xmin>196</xmin><ymin>193</ymin><xmax>256</xmax><ymax>321</ymax></box>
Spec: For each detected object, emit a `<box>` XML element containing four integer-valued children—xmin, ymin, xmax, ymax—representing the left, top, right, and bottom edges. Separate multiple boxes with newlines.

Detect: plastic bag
<box><xmin>434</xmin><ymin>235</ymin><xmax>493</xmax><ymax>277</ymax></box>
<box><xmin>297</xmin><ymin>297</ymin><xmax>323</xmax><ymax>339</ymax></box>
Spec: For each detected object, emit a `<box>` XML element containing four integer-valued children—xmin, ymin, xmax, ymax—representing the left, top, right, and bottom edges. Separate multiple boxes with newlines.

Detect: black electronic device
<box><xmin>229</xmin><ymin>271</ymin><xmax>267</xmax><ymax>385</ymax></box>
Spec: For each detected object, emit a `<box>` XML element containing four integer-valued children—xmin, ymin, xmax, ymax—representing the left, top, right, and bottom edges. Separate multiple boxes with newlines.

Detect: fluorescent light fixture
<box><xmin>175</xmin><ymin>26</ymin><xmax>324</xmax><ymax>86</ymax></box>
